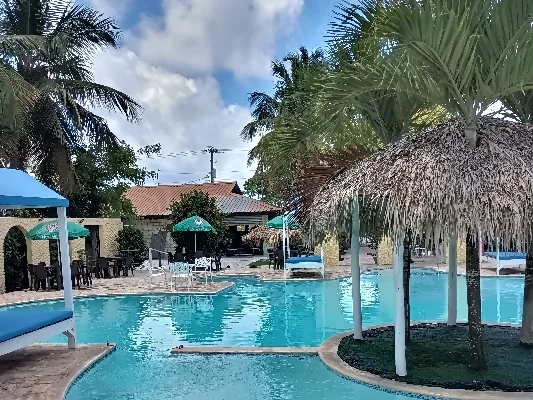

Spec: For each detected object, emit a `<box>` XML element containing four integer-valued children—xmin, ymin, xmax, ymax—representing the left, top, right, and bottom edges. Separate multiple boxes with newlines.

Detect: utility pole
<box><xmin>204</xmin><ymin>146</ymin><xmax>221</xmax><ymax>183</ymax></box>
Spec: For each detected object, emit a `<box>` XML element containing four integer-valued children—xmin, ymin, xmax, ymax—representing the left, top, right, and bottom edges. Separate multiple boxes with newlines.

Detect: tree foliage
<box><xmin>0</xmin><ymin>0</ymin><xmax>142</xmax><ymax>188</ymax></box>
<box><xmin>169</xmin><ymin>191</ymin><xmax>227</xmax><ymax>253</ymax></box>
<box><xmin>68</xmin><ymin>142</ymin><xmax>160</xmax><ymax>219</ymax></box>
<box><xmin>3</xmin><ymin>227</ymin><xmax>26</xmax><ymax>292</ymax></box>
<box><xmin>116</xmin><ymin>226</ymin><xmax>147</xmax><ymax>264</ymax></box>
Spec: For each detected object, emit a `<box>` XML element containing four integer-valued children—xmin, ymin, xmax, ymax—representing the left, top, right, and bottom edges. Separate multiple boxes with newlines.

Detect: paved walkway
<box><xmin>0</xmin><ymin>344</ymin><xmax>113</xmax><ymax>400</ymax></box>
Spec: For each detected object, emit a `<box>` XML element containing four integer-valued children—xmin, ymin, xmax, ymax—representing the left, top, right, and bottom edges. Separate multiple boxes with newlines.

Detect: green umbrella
<box><xmin>173</xmin><ymin>216</ymin><xmax>215</xmax><ymax>252</ymax></box>
<box><xmin>26</xmin><ymin>220</ymin><xmax>90</xmax><ymax>240</ymax></box>
<box><xmin>267</xmin><ymin>212</ymin><xmax>299</xmax><ymax>230</ymax></box>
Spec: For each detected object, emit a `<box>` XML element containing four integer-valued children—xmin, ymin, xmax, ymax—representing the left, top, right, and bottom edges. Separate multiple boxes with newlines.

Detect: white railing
<box><xmin>148</xmin><ymin>248</ymin><xmax>168</xmax><ymax>269</ymax></box>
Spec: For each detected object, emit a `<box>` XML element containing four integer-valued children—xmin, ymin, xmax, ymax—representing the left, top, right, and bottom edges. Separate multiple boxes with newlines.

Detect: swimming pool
<box><xmin>8</xmin><ymin>269</ymin><xmax>525</xmax><ymax>399</ymax></box>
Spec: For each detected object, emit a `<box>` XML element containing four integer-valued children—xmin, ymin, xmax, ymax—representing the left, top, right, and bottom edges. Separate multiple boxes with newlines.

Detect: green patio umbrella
<box><xmin>173</xmin><ymin>216</ymin><xmax>215</xmax><ymax>252</ymax></box>
<box><xmin>267</xmin><ymin>211</ymin><xmax>299</xmax><ymax>230</ymax></box>
<box><xmin>26</xmin><ymin>220</ymin><xmax>90</xmax><ymax>240</ymax></box>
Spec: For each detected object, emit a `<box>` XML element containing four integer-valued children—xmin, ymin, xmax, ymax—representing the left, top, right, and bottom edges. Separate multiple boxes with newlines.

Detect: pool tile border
<box><xmin>0</xmin><ymin>282</ymin><xmax>235</xmax><ymax>308</ymax></box>
<box><xmin>170</xmin><ymin>346</ymin><xmax>318</xmax><ymax>354</ymax></box>
<box><xmin>46</xmin><ymin>344</ymin><xmax>116</xmax><ymax>400</ymax></box>
<box><xmin>318</xmin><ymin>328</ymin><xmax>533</xmax><ymax>400</ymax></box>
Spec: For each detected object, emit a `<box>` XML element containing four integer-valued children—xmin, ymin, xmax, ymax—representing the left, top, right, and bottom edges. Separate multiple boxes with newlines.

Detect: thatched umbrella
<box><xmin>242</xmin><ymin>224</ymin><xmax>304</xmax><ymax>247</ymax></box>
<box><xmin>310</xmin><ymin>117</ymin><xmax>533</xmax><ymax>248</ymax></box>
<box><xmin>306</xmin><ymin>117</ymin><xmax>533</xmax><ymax>376</ymax></box>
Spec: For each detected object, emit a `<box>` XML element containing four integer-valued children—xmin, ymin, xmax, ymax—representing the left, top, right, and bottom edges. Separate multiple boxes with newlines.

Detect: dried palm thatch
<box><xmin>309</xmin><ymin>117</ymin><xmax>533</xmax><ymax>249</ymax></box>
<box><xmin>242</xmin><ymin>224</ymin><xmax>304</xmax><ymax>247</ymax></box>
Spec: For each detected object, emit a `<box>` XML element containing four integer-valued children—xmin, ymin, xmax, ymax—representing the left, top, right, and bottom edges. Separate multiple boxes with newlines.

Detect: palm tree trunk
<box><xmin>403</xmin><ymin>231</ymin><xmax>411</xmax><ymax>342</ymax></box>
<box><xmin>520</xmin><ymin>246</ymin><xmax>533</xmax><ymax>348</ymax></box>
<box><xmin>465</xmin><ymin>232</ymin><xmax>487</xmax><ymax>370</ymax></box>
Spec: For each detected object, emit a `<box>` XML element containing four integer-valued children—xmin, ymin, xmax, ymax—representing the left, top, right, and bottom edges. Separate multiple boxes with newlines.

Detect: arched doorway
<box><xmin>4</xmin><ymin>226</ymin><xmax>28</xmax><ymax>292</ymax></box>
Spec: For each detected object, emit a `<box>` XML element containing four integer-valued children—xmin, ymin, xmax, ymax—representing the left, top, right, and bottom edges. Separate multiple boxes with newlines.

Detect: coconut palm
<box><xmin>241</xmin><ymin>46</ymin><xmax>325</xmax><ymax>141</ymax></box>
<box><xmin>501</xmin><ymin>91</ymin><xmax>533</xmax><ymax>347</ymax></box>
<box><xmin>322</xmin><ymin>0</ymin><xmax>533</xmax><ymax>370</ymax></box>
<box><xmin>0</xmin><ymin>0</ymin><xmax>141</xmax><ymax>188</ymax></box>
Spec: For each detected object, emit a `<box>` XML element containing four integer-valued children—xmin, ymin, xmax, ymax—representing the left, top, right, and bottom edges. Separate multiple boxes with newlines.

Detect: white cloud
<box><xmin>92</xmin><ymin>49</ymin><xmax>258</xmax><ymax>187</ymax></box>
<box><xmin>131</xmin><ymin>0</ymin><xmax>304</xmax><ymax>78</ymax></box>
<box><xmin>89</xmin><ymin>0</ymin><xmax>131</xmax><ymax>21</ymax></box>
<box><xmin>87</xmin><ymin>0</ymin><xmax>301</xmax><ymax>188</ymax></box>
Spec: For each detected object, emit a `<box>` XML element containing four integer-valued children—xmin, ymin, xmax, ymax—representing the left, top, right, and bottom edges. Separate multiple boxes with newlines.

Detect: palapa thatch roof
<box><xmin>308</xmin><ymin>117</ymin><xmax>533</xmax><ymax>248</ymax></box>
<box><xmin>242</xmin><ymin>224</ymin><xmax>304</xmax><ymax>247</ymax></box>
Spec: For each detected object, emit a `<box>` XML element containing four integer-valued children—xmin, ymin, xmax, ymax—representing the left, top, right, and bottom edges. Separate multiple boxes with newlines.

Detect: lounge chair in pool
<box><xmin>0</xmin><ymin>168</ymin><xmax>76</xmax><ymax>357</ymax></box>
<box><xmin>483</xmin><ymin>251</ymin><xmax>527</xmax><ymax>275</ymax></box>
<box><xmin>284</xmin><ymin>248</ymin><xmax>325</xmax><ymax>278</ymax></box>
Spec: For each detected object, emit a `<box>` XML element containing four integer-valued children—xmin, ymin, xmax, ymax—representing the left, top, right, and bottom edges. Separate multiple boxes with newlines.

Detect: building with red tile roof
<box><xmin>124</xmin><ymin>182</ymin><xmax>280</xmax><ymax>254</ymax></box>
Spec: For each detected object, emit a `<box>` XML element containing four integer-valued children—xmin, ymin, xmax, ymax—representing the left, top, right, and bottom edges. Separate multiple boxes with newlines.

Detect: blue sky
<box><xmin>89</xmin><ymin>0</ymin><xmax>344</xmax><ymax>186</ymax></box>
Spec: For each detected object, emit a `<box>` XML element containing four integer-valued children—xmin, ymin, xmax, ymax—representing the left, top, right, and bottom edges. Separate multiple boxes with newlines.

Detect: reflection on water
<box><xmin>6</xmin><ymin>271</ymin><xmax>525</xmax><ymax>400</ymax></box>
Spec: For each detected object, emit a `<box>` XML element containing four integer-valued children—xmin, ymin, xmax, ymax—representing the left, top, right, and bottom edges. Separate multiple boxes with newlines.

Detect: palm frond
<box><xmin>54</xmin><ymin>79</ymin><xmax>142</xmax><ymax>122</ymax></box>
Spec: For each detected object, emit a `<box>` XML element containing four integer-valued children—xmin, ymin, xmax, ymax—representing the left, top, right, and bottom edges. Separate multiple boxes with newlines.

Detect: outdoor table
<box><xmin>226</xmin><ymin>248</ymin><xmax>238</xmax><ymax>256</ymax></box>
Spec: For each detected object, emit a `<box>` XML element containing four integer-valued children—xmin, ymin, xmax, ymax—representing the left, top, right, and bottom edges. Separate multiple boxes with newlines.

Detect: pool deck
<box><xmin>0</xmin><ymin>344</ymin><xmax>113</xmax><ymax>400</ymax></box>
<box><xmin>0</xmin><ymin>251</ymin><xmax>519</xmax><ymax>308</ymax></box>
<box><xmin>0</xmin><ymin>272</ymin><xmax>234</xmax><ymax>307</ymax></box>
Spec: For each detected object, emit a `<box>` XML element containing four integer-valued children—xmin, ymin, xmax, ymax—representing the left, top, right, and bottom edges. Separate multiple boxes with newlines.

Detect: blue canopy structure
<box><xmin>0</xmin><ymin>168</ymin><xmax>68</xmax><ymax>208</ymax></box>
<box><xmin>0</xmin><ymin>168</ymin><xmax>75</xmax><ymax>357</ymax></box>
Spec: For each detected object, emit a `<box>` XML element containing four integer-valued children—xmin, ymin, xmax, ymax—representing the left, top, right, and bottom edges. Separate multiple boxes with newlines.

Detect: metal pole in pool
<box><xmin>496</xmin><ymin>237</ymin><xmax>500</xmax><ymax>275</ymax></box>
<box><xmin>393</xmin><ymin>235</ymin><xmax>406</xmax><ymax>376</ymax></box>
<box><xmin>351</xmin><ymin>199</ymin><xmax>363</xmax><ymax>339</ymax></box>
<box><xmin>282</xmin><ymin>215</ymin><xmax>286</xmax><ymax>276</ymax></box>
<box><xmin>479</xmin><ymin>231</ymin><xmax>483</xmax><ymax>261</ymax></box>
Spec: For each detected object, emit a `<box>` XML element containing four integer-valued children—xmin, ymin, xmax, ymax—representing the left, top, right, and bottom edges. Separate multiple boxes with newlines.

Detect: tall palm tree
<box><xmin>240</xmin><ymin>46</ymin><xmax>325</xmax><ymax>141</ymax></box>
<box><xmin>323</xmin><ymin>0</ymin><xmax>533</xmax><ymax>370</ymax></box>
<box><xmin>0</xmin><ymin>0</ymin><xmax>141</xmax><ymax>188</ymax></box>
<box><xmin>501</xmin><ymin>91</ymin><xmax>533</xmax><ymax>347</ymax></box>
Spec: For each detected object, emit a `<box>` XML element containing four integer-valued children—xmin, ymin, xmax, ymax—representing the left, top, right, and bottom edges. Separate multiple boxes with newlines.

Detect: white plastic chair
<box><xmin>148</xmin><ymin>263</ymin><xmax>166</xmax><ymax>287</ymax></box>
<box><xmin>169</xmin><ymin>262</ymin><xmax>192</xmax><ymax>290</ymax></box>
<box><xmin>193</xmin><ymin>257</ymin><xmax>212</xmax><ymax>284</ymax></box>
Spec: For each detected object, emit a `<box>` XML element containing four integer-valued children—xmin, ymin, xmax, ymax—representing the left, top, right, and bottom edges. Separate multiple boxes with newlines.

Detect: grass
<box><xmin>338</xmin><ymin>323</ymin><xmax>533</xmax><ymax>392</ymax></box>
<box><xmin>248</xmin><ymin>259</ymin><xmax>270</xmax><ymax>268</ymax></box>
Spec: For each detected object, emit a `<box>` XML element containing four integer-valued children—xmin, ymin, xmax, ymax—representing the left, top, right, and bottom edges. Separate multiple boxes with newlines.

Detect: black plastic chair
<box><xmin>71</xmin><ymin>261</ymin><xmax>81</xmax><ymax>289</ymax></box>
<box><xmin>34</xmin><ymin>263</ymin><xmax>51</xmax><ymax>291</ymax></box>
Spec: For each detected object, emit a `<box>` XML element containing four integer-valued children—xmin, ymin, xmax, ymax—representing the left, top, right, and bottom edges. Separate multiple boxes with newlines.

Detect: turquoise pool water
<box><xmin>8</xmin><ymin>270</ymin><xmax>525</xmax><ymax>399</ymax></box>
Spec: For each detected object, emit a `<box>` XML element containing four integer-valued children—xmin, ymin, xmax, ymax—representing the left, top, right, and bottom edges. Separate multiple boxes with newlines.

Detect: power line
<box><xmin>139</xmin><ymin>148</ymin><xmax>249</xmax><ymax>160</ymax></box>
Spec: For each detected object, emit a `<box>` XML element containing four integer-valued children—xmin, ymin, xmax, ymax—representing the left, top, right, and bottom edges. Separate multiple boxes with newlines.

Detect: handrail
<box><xmin>148</xmin><ymin>248</ymin><xmax>168</xmax><ymax>268</ymax></box>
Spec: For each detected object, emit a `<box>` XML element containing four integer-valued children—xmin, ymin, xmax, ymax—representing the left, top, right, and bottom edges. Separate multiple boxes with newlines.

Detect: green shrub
<box><xmin>169</xmin><ymin>191</ymin><xmax>227</xmax><ymax>253</ymax></box>
<box><xmin>116</xmin><ymin>226</ymin><xmax>147</xmax><ymax>264</ymax></box>
<box><xmin>4</xmin><ymin>227</ymin><xmax>26</xmax><ymax>292</ymax></box>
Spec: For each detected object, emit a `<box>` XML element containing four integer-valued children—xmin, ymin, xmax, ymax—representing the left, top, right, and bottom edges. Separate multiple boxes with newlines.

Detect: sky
<box><xmin>88</xmin><ymin>0</ymin><xmax>341</xmax><ymax>188</ymax></box>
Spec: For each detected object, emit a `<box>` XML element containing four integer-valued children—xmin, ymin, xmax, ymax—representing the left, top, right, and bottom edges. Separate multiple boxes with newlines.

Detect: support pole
<box><xmin>393</xmin><ymin>239</ymin><xmax>406</xmax><ymax>376</ymax></box>
<box><xmin>58</xmin><ymin>206</ymin><xmax>75</xmax><ymax>348</ymax></box>
<box><xmin>282</xmin><ymin>215</ymin><xmax>286</xmax><ymax>277</ymax></box>
<box><xmin>479</xmin><ymin>232</ymin><xmax>483</xmax><ymax>262</ymax></box>
<box><xmin>448</xmin><ymin>234</ymin><xmax>458</xmax><ymax>326</ymax></box>
<box><xmin>496</xmin><ymin>237</ymin><xmax>500</xmax><ymax>276</ymax></box>
<box><xmin>351</xmin><ymin>200</ymin><xmax>362</xmax><ymax>339</ymax></box>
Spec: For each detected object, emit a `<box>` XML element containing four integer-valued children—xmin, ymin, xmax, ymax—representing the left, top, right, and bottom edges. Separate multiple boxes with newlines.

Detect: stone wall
<box><xmin>377</xmin><ymin>236</ymin><xmax>394</xmax><ymax>265</ymax></box>
<box><xmin>377</xmin><ymin>235</ymin><xmax>467</xmax><ymax>266</ymax></box>
<box><xmin>445</xmin><ymin>239</ymin><xmax>467</xmax><ymax>264</ymax></box>
<box><xmin>315</xmin><ymin>234</ymin><xmax>339</xmax><ymax>269</ymax></box>
<box><xmin>133</xmin><ymin>218</ymin><xmax>175</xmax><ymax>255</ymax></box>
<box><xmin>0</xmin><ymin>217</ymin><xmax>122</xmax><ymax>293</ymax></box>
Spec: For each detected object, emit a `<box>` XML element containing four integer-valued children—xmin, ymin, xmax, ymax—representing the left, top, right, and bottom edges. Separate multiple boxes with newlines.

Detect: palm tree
<box><xmin>323</xmin><ymin>0</ymin><xmax>533</xmax><ymax>370</ymax></box>
<box><xmin>0</xmin><ymin>0</ymin><xmax>141</xmax><ymax>188</ymax></box>
<box><xmin>501</xmin><ymin>91</ymin><xmax>533</xmax><ymax>347</ymax></box>
<box><xmin>240</xmin><ymin>46</ymin><xmax>325</xmax><ymax>141</ymax></box>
